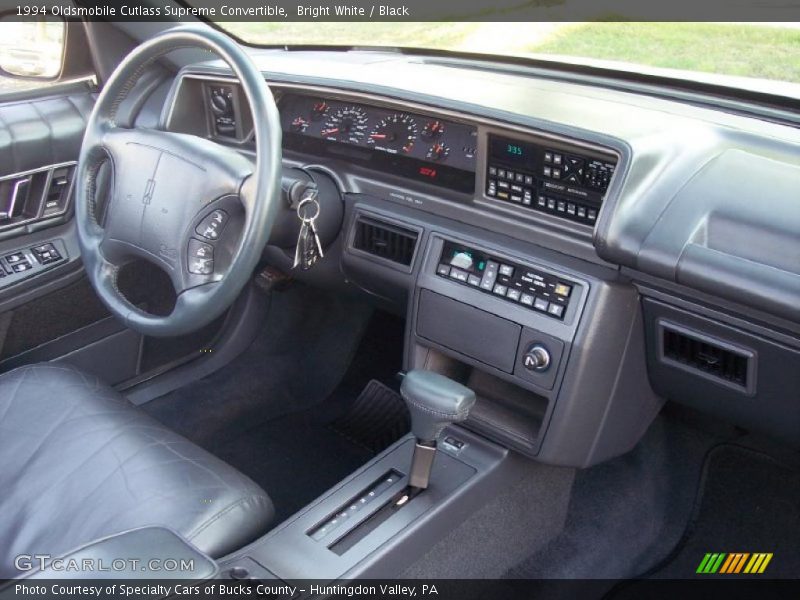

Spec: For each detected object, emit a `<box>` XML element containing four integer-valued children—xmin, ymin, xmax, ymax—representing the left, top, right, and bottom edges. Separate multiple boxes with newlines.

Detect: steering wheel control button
<box><xmin>189</xmin><ymin>258</ymin><xmax>214</xmax><ymax>275</ymax></box>
<box><xmin>188</xmin><ymin>239</ymin><xmax>215</xmax><ymax>275</ymax></box>
<box><xmin>195</xmin><ymin>210</ymin><xmax>229</xmax><ymax>240</ymax></box>
<box><xmin>523</xmin><ymin>344</ymin><xmax>551</xmax><ymax>372</ymax></box>
<box><xmin>189</xmin><ymin>239</ymin><xmax>214</xmax><ymax>260</ymax></box>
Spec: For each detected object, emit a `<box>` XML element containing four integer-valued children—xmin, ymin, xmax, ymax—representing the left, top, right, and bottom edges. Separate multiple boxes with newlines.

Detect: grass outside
<box><xmin>2</xmin><ymin>22</ymin><xmax>799</xmax><ymax>94</ymax></box>
<box><xmin>224</xmin><ymin>21</ymin><xmax>800</xmax><ymax>84</ymax></box>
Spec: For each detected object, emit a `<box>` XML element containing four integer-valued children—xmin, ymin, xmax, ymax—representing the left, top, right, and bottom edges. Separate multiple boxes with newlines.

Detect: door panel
<box><xmin>0</xmin><ymin>90</ymin><xmax>94</xmax><ymax>177</ymax></box>
<box><xmin>0</xmin><ymin>81</ymin><xmax>225</xmax><ymax>385</ymax></box>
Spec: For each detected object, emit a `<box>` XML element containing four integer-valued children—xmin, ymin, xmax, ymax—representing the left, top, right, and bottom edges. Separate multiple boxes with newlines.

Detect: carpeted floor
<box><xmin>143</xmin><ymin>285</ymin><xmax>409</xmax><ymax>524</ymax></box>
<box><xmin>636</xmin><ymin>444</ymin><xmax>800</xmax><ymax>579</ymax></box>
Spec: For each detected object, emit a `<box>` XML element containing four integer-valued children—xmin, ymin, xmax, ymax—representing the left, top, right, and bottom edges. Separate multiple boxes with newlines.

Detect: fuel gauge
<box><xmin>426</xmin><ymin>142</ymin><xmax>450</xmax><ymax>161</ymax></box>
<box><xmin>311</xmin><ymin>101</ymin><xmax>329</xmax><ymax>120</ymax></box>
<box><xmin>422</xmin><ymin>120</ymin><xmax>445</xmax><ymax>139</ymax></box>
<box><xmin>290</xmin><ymin>116</ymin><xmax>309</xmax><ymax>133</ymax></box>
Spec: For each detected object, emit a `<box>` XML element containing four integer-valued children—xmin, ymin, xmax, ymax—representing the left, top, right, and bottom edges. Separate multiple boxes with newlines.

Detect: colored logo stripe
<box><xmin>719</xmin><ymin>553</ymin><xmax>749</xmax><ymax>573</ymax></box>
<box><xmin>697</xmin><ymin>553</ymin><xmax>726</xmax><ymax>573</ymax></box>
<box><xmin>697</xmin><ymin>552</ymin><xmax>773</xmax><ymax>574</ymax></box>
<box><xmin>744</xmin><ymin>553</ymin><xmax>773</xmax><ymax>574</ymax></box>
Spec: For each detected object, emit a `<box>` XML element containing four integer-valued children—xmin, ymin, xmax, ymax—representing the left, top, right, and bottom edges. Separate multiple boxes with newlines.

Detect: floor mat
<box><xmin>506</xmin><ymin>411</ymin><xmax>723</xmax><ymax>581</ymax></box>
<box><xmin>330</xmin><ymin>380</ymin><xmax>409</xmax><ymax>453</ymax></box>
<box><xmin>205</xmin><ymin>378</ymin><xmax>408</xmax><ymax>524</ymax></box>
<box><xmin>143</xmin><ymin>291</ymin><xmax>408</xmax><ymax>525</ymax></box>
<box><xmin>211</xmin><ymin>404</ymin><xmax>375</xmax><ymax>525</ymax></box>
<box><xmin>631</xmin><ymin>444</ymin><xmax>800</xmax><ymax>580</ymax></box>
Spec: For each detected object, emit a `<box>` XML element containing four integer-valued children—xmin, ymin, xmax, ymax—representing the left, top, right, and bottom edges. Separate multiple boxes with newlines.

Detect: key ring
<box><xmin>296</xmin><ymin>196</ymin><xmax>320</xmax><ymax>223</ymax></box>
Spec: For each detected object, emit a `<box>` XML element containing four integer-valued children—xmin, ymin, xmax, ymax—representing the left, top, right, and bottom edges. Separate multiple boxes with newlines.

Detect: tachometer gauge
<box><xmin>321</xmin><ymin>107</ymin><xmax>369</xmax><ymax>144</ymax></box>
<box><xmin>290</xmin><ymin>116</ymin><xmax>309</xmax><ymax>133</ymax></box>
<box><xmin>421</xmin><ymin>120</ymin><xmax>445</xmax><ymax>139</ymax></box>
<box><xmin>368</xmin><ymin>114</ymin><xmax>418</xmax><ymax>154</ymax></box>
<box><xmin>426</xmin><ymin>142</ymin><xmax>450</xmax><ymax>161</ymax></box>
<box><xmin>310</xmin><ymin>101</ymin><xmax>329</xmax><ymax>120</ymax></box>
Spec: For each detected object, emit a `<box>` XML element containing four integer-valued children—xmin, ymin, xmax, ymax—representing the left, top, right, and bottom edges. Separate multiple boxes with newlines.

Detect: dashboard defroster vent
<box><xmin>660</xmin><ymin>322</ymin><xmax>753</xmax><ymax>391</ymax></box>
<box><xmin>352</xmin><ymin>216</ymin><xmax>418</xmax><ymax>267</ymax></box>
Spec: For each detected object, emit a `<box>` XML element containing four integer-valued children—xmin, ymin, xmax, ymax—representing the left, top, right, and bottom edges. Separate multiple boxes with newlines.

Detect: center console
<box><xmin>217</xmin><ymin>369</ymin><xmax>540</xmax><ymax>585</ymax></box>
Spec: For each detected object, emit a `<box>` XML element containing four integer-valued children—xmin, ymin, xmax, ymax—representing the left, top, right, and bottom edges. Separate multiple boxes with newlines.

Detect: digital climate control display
<box><xmin>436</xmin><ymin>241</ymin><xmax>575</xmax><ymax>320</ymax></box>
<box><xmin>486</xmin><ymin>134</ymin><xmax>616</xmax><ymax>226</ymax></box>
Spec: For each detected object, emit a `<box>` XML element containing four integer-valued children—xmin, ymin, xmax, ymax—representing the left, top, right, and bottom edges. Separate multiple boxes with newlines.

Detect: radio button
<box><xmin>479</xmin><ymin>261</ymin><xmax>499</xmax><ymax>290</ymax></box>
<box><xmin>450</xmin><ymin>268</ymin><xmax>468</xmax><ymax>282</ymax></box>
<box><xmin>493</xmin><ymin>284</ymin><xmax>508</xmax><ymax>296</ymax></box>
<box><xmin>506</xmin><ymin>288</ymin><xmax>521</xmax><ymax>302</ymax></box>
<box><xmin>524</xmin><ymin>175</ymin><xmax>534</xmax><ymax>185</ymax></box>
<box><xmin>499</xmin><ymin>264</ymin><xmax>515</xmax><ymax>277</ymax></box>
<box><xmin>436</xmin><ymin>264</ymin><xmax>451</xmax><ymax>277</ymax></box>
<box><xmin>520</xmin><ymin>293</ymin><xmax>535</xmax><ymax>306</ymax></box>
<box><xmin>548</xmin><ymin>303</ymin><xmax>565</xmax><ymax>318</ymax></box>
<box><xmin>467</xmin><ymin>274</ymin><xmax>482</xmax><ymax>287</ymax></box>
<box><xmin>534</xmin><ymin>297</ymin><xmax>550</xmax><ymax>312</ymax></box>
<box><xmin>555</xmin><ymin>283</ymin><xmax>572</xmax><ymax>297</ymax></box>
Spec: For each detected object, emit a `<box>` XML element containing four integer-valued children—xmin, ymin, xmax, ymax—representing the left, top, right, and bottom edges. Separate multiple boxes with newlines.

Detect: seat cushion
<box><xmin>0</xmin><ymin>364</ymin><xmax>274</xmax><ymax>578</ymax></box>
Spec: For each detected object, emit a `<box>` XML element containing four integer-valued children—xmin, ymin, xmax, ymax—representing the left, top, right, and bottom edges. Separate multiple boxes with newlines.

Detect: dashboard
<box><xmin>160</xmin><ymin>57</ymin><xmax>800</xmax><ymax>467</ymax></box>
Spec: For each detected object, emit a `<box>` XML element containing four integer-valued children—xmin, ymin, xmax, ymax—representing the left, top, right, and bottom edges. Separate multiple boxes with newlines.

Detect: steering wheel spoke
<box><xmin>75</xmin><ymin>26</ymin><xmax>281</xmax><ymax>337</ymax></box>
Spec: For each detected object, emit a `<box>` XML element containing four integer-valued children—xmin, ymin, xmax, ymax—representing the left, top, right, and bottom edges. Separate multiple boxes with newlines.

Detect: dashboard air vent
<box><xmin>661</xmin><ymin>324</ymin><xmax>751</xmax><ymax>389</ymax></box>
<box><xmin>353</xmin><ymin>217</ymin><xmax>418</xmax><ymax>267</ymax></box>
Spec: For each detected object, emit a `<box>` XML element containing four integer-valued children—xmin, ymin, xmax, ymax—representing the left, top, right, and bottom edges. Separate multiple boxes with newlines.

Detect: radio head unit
<box><xmin>486</xmin><ymin>134</ymin><xmax>616</xmax><ymax>226</ymax></box>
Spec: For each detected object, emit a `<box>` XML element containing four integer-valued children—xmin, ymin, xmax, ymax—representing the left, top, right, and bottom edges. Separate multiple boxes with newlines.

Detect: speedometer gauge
<box><xmin>320</xmin><ymin>107</ymin><xmax>369</xmax><ymax>144</ymax></box>
<box><xmin>368</xmin><ymin>114</ymin><xmax>418</xmax><ymax>154</ymax></box>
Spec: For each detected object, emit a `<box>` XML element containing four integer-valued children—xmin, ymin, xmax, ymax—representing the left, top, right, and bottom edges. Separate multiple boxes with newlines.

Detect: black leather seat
<box><xmin>0</xmin><ymin>364</ymin><xmax>274</xmax><ymax>578</ymax></box>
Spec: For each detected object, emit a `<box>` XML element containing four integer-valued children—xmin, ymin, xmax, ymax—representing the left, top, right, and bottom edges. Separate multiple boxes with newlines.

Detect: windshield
<box><xmin>216</xmin><ymin>22</ymin><xmax>800</xmax><ymax>91</ymax></box>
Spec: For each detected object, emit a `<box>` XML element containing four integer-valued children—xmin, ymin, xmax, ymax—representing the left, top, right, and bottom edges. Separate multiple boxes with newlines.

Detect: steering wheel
<box><xmin>75</xmin><ymin>26</ymin><xmax>281</xmax><ymax>337</ymax></box>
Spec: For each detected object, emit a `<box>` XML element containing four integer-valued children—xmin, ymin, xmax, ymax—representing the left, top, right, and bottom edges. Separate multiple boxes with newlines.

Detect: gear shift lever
<box><xmin>400</xmin><ymin>370</ymin><xmax>476</xmax><ymax>490</ymax></box>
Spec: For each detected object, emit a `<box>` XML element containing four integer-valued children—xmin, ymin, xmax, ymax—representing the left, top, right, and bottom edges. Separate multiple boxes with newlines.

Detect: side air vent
<box><xmin>352</xmin><ymin>216</ymin><xmax>419</xmax><ymax>268</ymax></box>
<box><xmin>660</xmin><ymin>322</ymin><xmax>753</xmax><ymax>391</ymax></box>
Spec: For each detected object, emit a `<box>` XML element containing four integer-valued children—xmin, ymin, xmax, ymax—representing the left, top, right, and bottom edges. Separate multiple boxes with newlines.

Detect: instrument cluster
<box><xmin>279</xmin><ymin>94</ymin><xmax>478</xmax><ymax>192</ymax></box>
